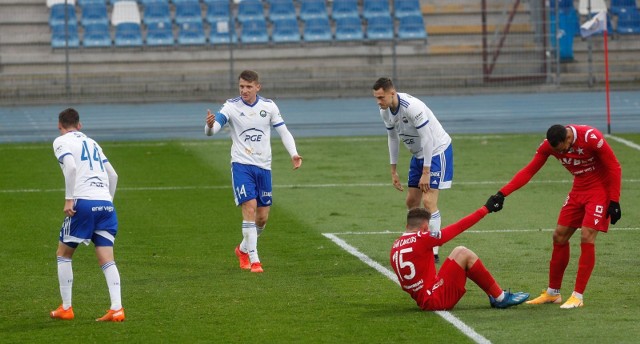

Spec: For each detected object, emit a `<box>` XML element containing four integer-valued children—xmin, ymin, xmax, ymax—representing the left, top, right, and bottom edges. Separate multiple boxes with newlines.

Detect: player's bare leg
<box><xmin>424</xmin><ymin>189</ymin><xmax>441</xmax><ymax>263</ymax></box>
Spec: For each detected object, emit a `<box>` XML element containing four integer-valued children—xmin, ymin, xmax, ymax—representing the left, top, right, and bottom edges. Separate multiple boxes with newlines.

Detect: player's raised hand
<box><xmin>607</xmin><ymin>200</ymin><xmax>621</xmax><ymax>224</ymax></box>
<box><xmin>391</xmin><ymin>171</ymin><xmax>403</xmax><ymax>191</ymax></box>
<box><xmin>206</xmin><ymin>109</ymin><xmax>216</xmax><ymax>128</ymax></box>
<box><xmin>292</xmin><ymin>155</ymin><xmax>303</xmax><ymax>170</ymax></box>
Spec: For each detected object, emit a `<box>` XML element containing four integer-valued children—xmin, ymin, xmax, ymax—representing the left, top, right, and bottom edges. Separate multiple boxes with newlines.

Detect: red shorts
<box><xmin>419</xmin><ymin>258</ymin><xmax>467</xmax><ymax>311</ymax></box>
<box><xmin>558</xmin><ymin>188</ymin><xmax>610</xmax><ymax>232</ymax></box>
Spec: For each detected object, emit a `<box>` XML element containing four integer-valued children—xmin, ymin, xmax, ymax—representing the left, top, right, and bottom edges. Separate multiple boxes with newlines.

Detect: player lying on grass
<box><xmin>390</xmin><ymin>195</ymin><xmax>529</xmax><ymax>310</ymax></box>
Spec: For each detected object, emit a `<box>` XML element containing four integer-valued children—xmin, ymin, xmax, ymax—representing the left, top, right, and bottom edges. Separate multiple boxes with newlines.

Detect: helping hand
<box><xmin>485</xmin><ymin>192</ymin><xmax>505</xmax><ymax>213</ymax></box>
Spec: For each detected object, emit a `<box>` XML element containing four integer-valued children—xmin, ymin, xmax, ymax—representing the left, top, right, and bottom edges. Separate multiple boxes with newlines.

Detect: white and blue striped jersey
<box><xmin>53</xmin><ymin>131</ymin><xmax>113</xmax><ymax>201</ymax></box>
<box><xmin>380</xmin><ymin>92</ymin><xmax>451</xmax><ymax>159</ymax></box>
<box><xmin>215</xmin><ymin>95</ymin><xmax>285</xmax><ymax>170</ymax></box>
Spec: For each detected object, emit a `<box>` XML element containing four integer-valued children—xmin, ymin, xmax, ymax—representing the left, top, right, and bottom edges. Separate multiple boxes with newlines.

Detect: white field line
<box><xmin>322</xmin><ymin>233</ymin><xmax>491</xmax><ymax>344</ymax></box>
<box><xmin>607</xmin><ymin>135</ymin><xmax>640</xmax><ymax>151</ymax></box>
<box><xmin>327</xmin><ymin>227</ymin><xmax>640</xmax><ymax>235</ymax></box>
<box><xmin>5</xmin><ymin>179</ymin><xmax>640</xmax><ymax>194</ymax></box>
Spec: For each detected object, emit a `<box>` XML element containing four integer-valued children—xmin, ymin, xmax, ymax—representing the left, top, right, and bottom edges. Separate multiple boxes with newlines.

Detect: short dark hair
<box><xmin>58</xmin><ymin>108</ymin><xmax>80</xmax><ymax>129</ymax></box>
<box><xmin>407</xmin><ymin>208</ymin><xmax>431</xmax><ymax>229</ymax></box>
<box><xmin>239</xmin><ymin>70</ymin><xmax>260</xmax><ymax>83</ymax></box>
<box><xmin>372</xmin><ymin>77</ymin><xmax>394</xmax><ymax>92</ymax></box>
<box><xmin>546</xmin><ymin>124</ymin><xmax>567</xmax><ymax>147</ymax></box>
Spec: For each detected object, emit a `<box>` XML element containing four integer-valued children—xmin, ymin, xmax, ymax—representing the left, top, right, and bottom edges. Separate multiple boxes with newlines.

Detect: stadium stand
<box><xmin>365</xmin><ymin>14</ymin><xmax>394</xmax><ymax>40</ymax></box>
<box><xmin>78</xmin><ymin>0</ymin><xmax>106</xmax><ymax>5</ymax></box>
<box><xmin>302</xmin><ymin>16</ymin><xmax>332</xmax><ymax>42</ymax></box>
<box><xmin>300</xmin><ymin>0</ymin><xmax>329</xmax><ymax>21</ymax></box>
<box><xmin>363</xmin><ymin>0</ymin><xmax>390</xmax><ymax>21</ymax></box>
<box><xmin>177</xmin><ymin>21</ymin><xmax>206</xmax><ymax>45</ymax></box>
<box><xmin>334</xmin><ymin>17</ymin><xmax>364</xmax><ymax>41</ymax></box>
<box><xmin>175</xmin><ymin>0</ymin><xmax>203</xmax><ymax>25</ymax></box>
<box><xmin>610</xmin><ymin>0</ymin><xmax>637</xmax><ymax>16</ymax></box>
<box><xmin>204</xmin><ymin>0</ymin><xmax>231</xmax><ymax>25</ymax></box>
<box><xmin>268</xmin><ymin>0</ymin><xmax>297</xmax><ymax>21</ymax></box>
<box><xmin>146</xmin><ymin>21</ymin><xmax>175</xmax><ymax>46</ymax></box>
<box><xmin>241</xmin><ymin>18</ymin><xmax>270</xmax><ymax>44</ymax></box>
<box><xmin>112</xmin><ymin>1</ymin><xmax>143</xmax><ymax>46</ymax></box>
<box><xmin>397</xmin><ymin>14</ymin><xmax>427</xmax><ymax>39</ymax></box>
<box><xmin>331</xmin><ymin>0</ymin><xmax>359</xmax><ymax>20</ymax></box>
<box><xmin>617</xmin><ymin>7</ymin><xmax>640</xmax><ymax>34</ymax></box>
<box><xmin>271</xmin><ymin>18</ymin><xmax>302</xmax><ymax>43</ymax></box>
<box><xmin>209</xmin><ymin>21</ymin><xmax>237</xmax><ymax>44</ymax></box>
<box><xmin>51</xmin><ymin>22</ymin><xmax>80</xmax><ymax>48</ymax></box>
<box><xmin>142</xmin><ymin>1</ymin><xmax>172</xmax><ymax>25</ymax></box>
<box><xmin>80</xmin><ymin>2</ymin><xmax>109</xmax><ymax>26</ymax></box>
<box><xmin>237</xmin><ymin>0</ymin><xmax>265</xmax><ymax>24</ymax></box>
<box><xmin>82</xmin><ymin>23</ymin><xmax>112</xmax><ymax>47</ymax></box>
<box><xmin>394</xmin><ymin>0</ymin><xmax>422</xmax><ymax>19</ymax></box>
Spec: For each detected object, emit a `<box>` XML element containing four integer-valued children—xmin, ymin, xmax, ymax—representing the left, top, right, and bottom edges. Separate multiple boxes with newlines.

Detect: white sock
<box><xmin>242</xmin><ymin>221</ymin><xmax>259</xmax><ymax>263</ymax></box>
<box><xmin>257</xmin><ymin>224</ymin><xmax>265</xmax><ymax>237</ymax></box>
<box><xmin>572</xmin><ymin>291</ymin><xmax>583</xmax><ymax>300</ymax></box>
<box><xmin>547</xmin><ymin>288</ymin><xmax>561</xmax><ymax>296</ymax></box>
<box><xmin>57</xmin><ymin>256</ymin><xmax>73</xmax><ymax>309</ymax></box>
<box><xmin>494</xmin><ymin>291</ymin><xmax>506</xmax><ymax>302</ymax></box>
<box><xmin>101</xmin><ymin>261</ymin><xmax>122</xmax><ymax>310</ymax></box>
<box><xmin>430</xmin><ymin>210</ymin><xmax>442</xmax><ymax>255</ymax></box>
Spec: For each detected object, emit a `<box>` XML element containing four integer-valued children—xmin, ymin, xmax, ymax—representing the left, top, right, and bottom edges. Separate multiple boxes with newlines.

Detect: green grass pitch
<box><xmin>1</xmin><ymin>133</ymin><xmax>639</xmax><ymax>343</ymax></box>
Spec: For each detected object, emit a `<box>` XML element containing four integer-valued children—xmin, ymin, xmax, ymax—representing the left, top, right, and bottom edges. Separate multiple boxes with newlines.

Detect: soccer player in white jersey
<box><xmin>50</xmin><ymin>108</ymin><xmax>124</xmax><ymax>322</ymax></box>
<box><xmin>205</xmin><ymin>70</ymin><xmax>303</xmax><ymax>273</ymax></box>
<box><xmin>373</xmin><ymin>77</ymin><xmax>453</xmax><ymax>263</ymax></box>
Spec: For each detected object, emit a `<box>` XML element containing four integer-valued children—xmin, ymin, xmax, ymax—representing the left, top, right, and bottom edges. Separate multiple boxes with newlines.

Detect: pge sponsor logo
<box><xmin>240</xmin><ymin>128</ymin><xmax>266</xmax><ymax>142</ymax></box>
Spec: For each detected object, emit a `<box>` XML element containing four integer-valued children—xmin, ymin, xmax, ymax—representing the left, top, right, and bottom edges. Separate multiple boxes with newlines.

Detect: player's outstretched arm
<box><xmin>437</xmin><ymin>205</ymin><xmax>490</xmax><ymax>245</ymax></box>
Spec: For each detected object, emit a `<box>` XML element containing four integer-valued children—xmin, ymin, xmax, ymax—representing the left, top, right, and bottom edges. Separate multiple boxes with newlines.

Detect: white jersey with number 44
<box><xmin>53</xmin><ymin>131</ymin><xmax>113</xmax><ymax>201</ymax></box>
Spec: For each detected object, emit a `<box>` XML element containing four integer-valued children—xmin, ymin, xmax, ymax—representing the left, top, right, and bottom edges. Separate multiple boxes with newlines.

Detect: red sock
<box><xmin>575</xmin><ymin>243</ymin><xmax>595</xmax><ymax>294</ymax></box>
<box><xmin>549</xmin><ymin>242</ymin><xmax>570</xmax><ymax>290</ymax></box>
<box><xmin>467</xmin><ymin>259</ymin><xmax>502</xmax><ymax>298</ymax></box>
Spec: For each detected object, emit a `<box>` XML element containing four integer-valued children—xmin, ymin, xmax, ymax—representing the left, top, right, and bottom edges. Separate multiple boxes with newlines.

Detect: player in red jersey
<box><xmin>390</xmin><ymin>197</ymin><xmax>529</xmax><ymax>311</ymax></box>
<box><xmin>491</xmin><ymin>124</ymin><xmax>622</xmax><ymax>309</ymax></box>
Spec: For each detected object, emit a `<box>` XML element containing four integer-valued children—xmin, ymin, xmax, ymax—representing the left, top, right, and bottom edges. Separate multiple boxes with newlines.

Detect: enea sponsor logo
<box><xmin>240</xmin><ymin>128</ymin><xmax>265</xmax><ymax>142</ymax></box>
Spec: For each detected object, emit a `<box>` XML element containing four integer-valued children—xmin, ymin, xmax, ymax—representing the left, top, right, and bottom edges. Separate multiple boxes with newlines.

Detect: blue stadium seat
<box><xmin>394</xmin><ymin>0</ymin><xmax>421</xmax><ymax>19</ymax></box>
<box><xmin>271</xmin><ymin>18</ymin><xmax>301</xmax><ymax>43</ymax></box>
<box><xmin>177</xmin><ymin>22</ymin><xmax>206</xmax><ymax>45</ymax></box>
<box><xmin>366</xmin><ymin>15</ymin><xmax>394</xmax><ymax>40</ymax></box>
<box><xmin>617</xmin><ymin>8</ymin><xmax>640</xmax><ymax>34</ymax></box>
<box><xmin>204</xmin><ymin>0</ymin><xmax>231</xmax><ymax>25</ymax></box>
<box><xmin>143</xmin><ymin>1</ymin><xmax>171</xmax><ymax>24</ymax></box>
<box><xmin>51</xmin><ymin>23</ymin><xmax>80</xmax><ymax>48</ymax></box>
<box><xmin>549</xmin><ymin>11</ymin><xmax>577</xmax><ymax>61</ymax></box>
<box><xmin>139</xmin><ymin>0</ymin><xmax>167</xmax><ymax>5</ymax></box>
<box><xmin>146</xmin><ymin>21</ymin><xmax>175</xmax><ymax>45</ymax></box>
<box><xmin>303</xmin><ymin>17</ymin><xmax>332</xmax><ymax>42</ymax></box>
<box><xmin>397</xmin><ymin>14</ymin><xmax>427</xmax><ymax>39</ymax></box>
<box><xmin>241</xmin><ymin>18</ymin><xmax>269</xmax><ymax>44</ymax></box>
<box><xmin>114</xmin><ymin>22</ymin><xmax>144</xmax><ymax>46</ymax></box>
<box><xmin>363</xmin><ymin>0</ymin><xmax>390</xmax><ymax>21</ymax></box>
<box><xmin>331</xmin><ymin>0</ymin><xmax>359</xmax><ymax>20</ymax></box>
<box><xmin>175</xmin><ymin>0</ymin><xmax>203</xmax><ymax>25</ymax></box>
<box><xmin>82</xmin><ymin>23</ymin><xmax>112</xmax><ymax>47</ymax></box>
<box><xmin>78</xmin><ymin>0</ymin><xmax>107</xmax><ymax>6</ymax></box>
<box><xmin>237</xmin><ymin>0</ymin><xmax>265</xmax><ymax>24</ymax></box>
<box><xmin>209</xmin><ymin>21</ymin><xmax>237</xmax><ymax>44</ymax></box>
<box><xmin>268</xmin><ymin>0</ymin><xmax>297</xmax><ymax>22</ymax></box>
<box><xmin>49</xmin><ymin>3</ymin><xmax>77</xmax><ymax>27</ymax></box>
<box><xmin>81</xmin><ymin>2</ymin><xmax>109</xmax><ymax>26</ymax></box>
<box><xmin>611</xmin><ymin>0</ymin><xmax>639</xmax><ymax>16</ymax></box>
<box><xmin>335</xmin><ymin>17</ymin><xmax>364</xmax><ymax>41</ymax></box>
<box><xmin>300</xmin><ymin>0</ymin><xmax>329</xmax><ymax>22</ymax></box>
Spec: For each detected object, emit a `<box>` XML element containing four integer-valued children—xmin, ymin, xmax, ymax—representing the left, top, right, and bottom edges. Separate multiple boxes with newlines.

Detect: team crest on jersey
<box><xmin>402</xmin><ymin>117</ymin><xmax>409</xmax><ymax>123</ymax></box>
<box><xmin>260</xmin><ymin>110</ymin><xmax>267</xmax><ymax>117</ymax></box>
